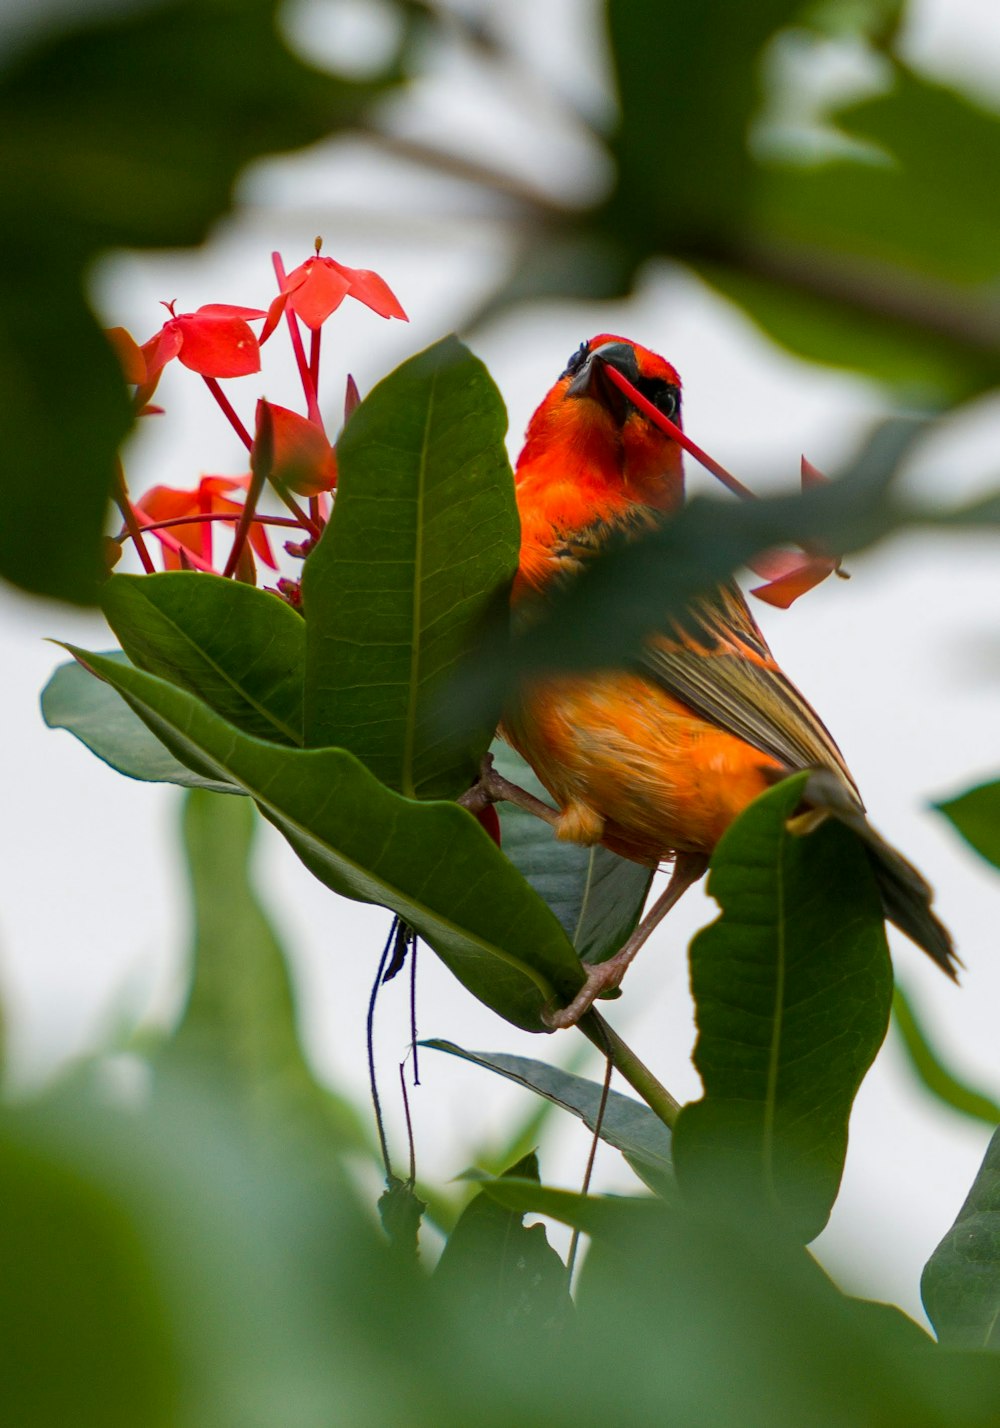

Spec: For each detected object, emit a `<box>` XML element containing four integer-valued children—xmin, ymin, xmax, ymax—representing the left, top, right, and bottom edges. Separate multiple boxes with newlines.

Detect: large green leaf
<box><xmin>435</xmin><ymin>1152</ymin><xmax>571</xmax><ymax>1334</ymax></box>
<box><xmin>0</xmin><ymin>0</ymin><xmax>400</xmax><ymax>605</ymax></box>
<box><xmin>936</xmin><ymin>779</ymin><xmax>1000</xmax><ymax>872</ymax></box>
<box><xmin>303</xmin><ymin>336</ymin><xmax>518</xmax><ymax>800</ymax></box>
<box><xmin>672</xmin><ymin>775</ymin><xmax>892</xmax><ymax>1241</ymax></box>
<box><xmin>922</xmin><ymin>1125</ymin><xmax>1000</xmax><ymax>1350</ymax></box>
<box><xmin>162</xmin><ymin>789</ymin><xmax>374</xmax><ymax>1162</ymax></box>
<box><xmin>41</xmin><ymin>652</ymin><xmax>237</xmax><ymax>793</ymax></box>
<box><xmin>67</xmin><ymin>648</ymin><xmax>585</xmax><ymax>1032</ymax></box>
<box><xmin>102</xmin><ymin>573</ymin><xmax>305</xmax><ymax>745</ymax></box>
<box><xmin>426</xmin><ymin>1040</ymin><xmax>674</xmax><ymax>1198</ymax></box>
<box><xmin>491</xmin><ymin>741</ymin><xmax>652</xmax><ymax>965</ymax></box>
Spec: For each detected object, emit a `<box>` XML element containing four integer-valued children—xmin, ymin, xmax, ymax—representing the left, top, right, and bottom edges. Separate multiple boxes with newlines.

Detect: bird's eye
<box><xmin>562</xmin><ymin>341</ymin><xmax>589</xmax><ymax>378</ymax></box>
<box><xmin>633</xmin><ymin>376</ymin><xmax>680</xmax><ymax>422</ymax></box>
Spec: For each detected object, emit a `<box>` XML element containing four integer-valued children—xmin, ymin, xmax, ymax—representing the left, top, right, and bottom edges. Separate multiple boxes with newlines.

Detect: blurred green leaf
<box><xmin>102</xmin><ymin>573</ymin><xmax>305</xmax><ymax>744</ymax></box>
<box><xmin>759</xmin><ymin>70</ymin><xmax>1000</xmax><ymax>287</ymax></box>
<box><xmin>303</xmin><ymin>337</ymin><xmax>518</xmax><ymax>800</ymax></box>
<box><xmin>0</xmin><ymin>1124</ymin><xmax>177</xmax><ymax>1427</ymax></box>
<box><xmin>66</xmin><ymin>648</ymin><xmax>585</xmax><ymax>1031</ymax></box>
<box><xmin>0</xmin><ymin>0</ymin><xmax>401</xmax><ymax>605</ymax></box>
<box><xmin>697</xmin><ymin>256</ymin><xmax>1000</xmax><ymax>405</ymax></box>
<box><xmin>41</xmin><ymin>652</ymin><xmax>238</xmax><ymax>792</ymax></box>
<box><xmin>435</xmin><ymin>1152</ymin><xmax>571</xmax><ymax>1333</ymax></box>
<box><xmin>164</xmin><ymin>789</ymin><xmax>375</xmax><ymax>1163</ymax></box>
<box><xmin>606</xmin><ymin>0</ymin><xmax>803</xmax><ymax>243</ymax></box>
<box><xmin>936</xmin><ymin>779</ymin><xmax>1000</xmax><ymax>872</ymax></box>
<box><xmin>491</xmin><ymin>741</ymin><xmax>653</xmax><ymax>965</ymax></box>
<box><xmin>475</xmin><ymin>418</ymin><xmax>928</xmax><ymax>698</ymax></box>
<box><xmin>426</xmin><ymin>1039</ymin><xmax>675</xmax><ymax>1198</ymax></box>
<box><xmin>574</xmin><ymin>1199</ymin><xmax>996</xmax><ymax>1426</ymax></box>
<box><xmin>922</xmin><ymin>1125</ymin><xmax>1000</xmax><ymax>1350</ymax></box>
<box><xmin>673</xmin><ymin>775</ymin><xmax>892</xmax><ymax>1241</ymax></box>
<box><xmin>892</xmin><ymin>982</ymin><xmax>1000</xmax><ymax>1128</ymax></box>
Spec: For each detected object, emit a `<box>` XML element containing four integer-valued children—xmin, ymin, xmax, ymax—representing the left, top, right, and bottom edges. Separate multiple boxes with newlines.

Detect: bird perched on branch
<box><xmin>501</xmin><ymin>334</ymin><xmax>956</xmax><ymax>1028</ymax></box>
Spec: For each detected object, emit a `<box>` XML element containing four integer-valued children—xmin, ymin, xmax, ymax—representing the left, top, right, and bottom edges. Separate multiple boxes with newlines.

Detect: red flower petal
<box><xmin>259</xmin><ymin>291</ymin><xmax>289</xmax><ymax>345</ymax></box>
<box><xmin>261</xmin><ymin>402</ymin><xmax>337</xmax><ymax>496</ymax></box>
<box><xmin>328</xmin><ymin>258</ymin><xmax>407</xmax><ymax>320</ymax></box>
<box><xmin>141</xmin><ymin>323</ymin><xmax>183</xmax><ymax>380</ymax></box>
<box><xmin>750</xmin><ymin>555</ymin><xmax>839</xmax><ymax>609</ymax></box>
<box><xmin>800</xmin><ymin>455</ymin><xmax>828</xmax><ymax>488</ymax></box>
<box><xmin>283</xmin><ymin>258</ymin><xmax>352</xmax><ymax>330</ymax></box>
<box><xmin>175</xmin><ymin>312</ymin><xmax>261</xmax><ymax>377</ymax></box>
<box><xmin>195</xmin><ymin>303</ymin><xmax>267</xmax><ymax>320</ymax></box>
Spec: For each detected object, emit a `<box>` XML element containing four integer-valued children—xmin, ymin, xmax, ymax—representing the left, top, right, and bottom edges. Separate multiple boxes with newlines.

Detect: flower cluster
<box><xmin>107</xmin><ymin>243</ymin><xmax>407</xmax><ymax>598</ymax></box>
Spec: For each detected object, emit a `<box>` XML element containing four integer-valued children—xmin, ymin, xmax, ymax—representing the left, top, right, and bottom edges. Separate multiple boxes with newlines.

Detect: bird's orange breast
<box><xmin>502</xmin><ymin>672</ymin><xmax>783</xmax><ymax>865</ymax></box>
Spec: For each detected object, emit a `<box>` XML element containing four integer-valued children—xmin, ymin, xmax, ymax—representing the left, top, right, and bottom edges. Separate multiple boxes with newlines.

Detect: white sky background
<box><xmin>2</xmin><ymin>0</ymin><xmax>1000</xmax><ymax>1318</ymax></box>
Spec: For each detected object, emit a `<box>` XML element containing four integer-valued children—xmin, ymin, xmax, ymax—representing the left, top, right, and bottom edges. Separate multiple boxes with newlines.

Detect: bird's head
<box><xmin>517</xmin><ymin>334</ymin><xmax>684</xmax><ymax>511</ymax></box>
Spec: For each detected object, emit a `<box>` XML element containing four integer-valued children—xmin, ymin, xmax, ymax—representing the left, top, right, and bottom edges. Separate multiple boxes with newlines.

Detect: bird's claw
<box><xmin>543</xmin><ymin>959</ymin><xmax>624</xmax><ymax>1030</ymax></box>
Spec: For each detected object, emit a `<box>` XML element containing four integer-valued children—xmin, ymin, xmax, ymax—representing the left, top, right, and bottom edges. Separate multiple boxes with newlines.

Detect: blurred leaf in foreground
<box><xmin>922</xmin><ymin>1125</ymin><xmax>1000</xmax><ymax>1351</ymax></box>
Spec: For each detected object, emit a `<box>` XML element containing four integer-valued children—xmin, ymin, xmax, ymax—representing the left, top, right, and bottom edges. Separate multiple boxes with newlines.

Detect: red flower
<box><xmin>142</xmin><ymin>304</ymin><xmax>266</xmax><ymax>380</ymax></box>
<box><xmin>749</xmin><ymin>458</ymin><xmax>845</xmax><ymax>608</ymax></box>
<box><xmin>134</xmin><ymin>475</ymin><xmax>277</xmax><ymax>574</ymax></box>
<box><xmin>263</xmin><ymin>255</ymin><xmax>407</xmax><ymax>336</ymax></box>
<box><xmin>257</xmin><ymin>401</ymin><xmax>337</xmax><ymax>497</ymax></box>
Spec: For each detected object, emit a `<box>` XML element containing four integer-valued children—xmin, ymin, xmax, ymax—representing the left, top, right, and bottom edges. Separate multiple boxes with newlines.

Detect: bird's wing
<box><xmin>641</xmin><ymin>584</ymin><xmax>862</xmax><ymax>802</ymax></box>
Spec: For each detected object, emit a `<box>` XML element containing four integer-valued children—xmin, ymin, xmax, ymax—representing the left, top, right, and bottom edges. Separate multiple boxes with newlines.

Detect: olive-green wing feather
<box><xmin>641</xmin><ymin>584</ymin><xmax>861</xmax><ymax>801</ymax></box>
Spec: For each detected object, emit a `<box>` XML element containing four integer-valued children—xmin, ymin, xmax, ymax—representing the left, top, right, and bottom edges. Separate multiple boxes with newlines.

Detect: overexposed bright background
<box><xmin>2</xmin><ymin>0</ymin><xmax>999</xmax><ymax>1321</ymax></box>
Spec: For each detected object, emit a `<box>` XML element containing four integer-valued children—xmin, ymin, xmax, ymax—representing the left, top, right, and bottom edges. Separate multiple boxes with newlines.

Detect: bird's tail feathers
<box><xmin>800</xmin><ymin>770</ymin><xmax>959</xmax><ymax>980</ymax></box>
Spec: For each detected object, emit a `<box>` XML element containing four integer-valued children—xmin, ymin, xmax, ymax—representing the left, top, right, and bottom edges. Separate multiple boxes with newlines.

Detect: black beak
<box><xmin>565</xmin><ymin>341</ymin><xmax>640</xmax><ymax>423</ymax></box>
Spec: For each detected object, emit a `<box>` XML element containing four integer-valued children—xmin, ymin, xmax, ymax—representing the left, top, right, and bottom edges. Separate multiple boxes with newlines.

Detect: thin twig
<box><xmin>409</xmin><ymin>938</ymin><xmax>420</xmax><ymax>1086</ymax></box>
<box><xmin>577</xmin><ymin>1011</ymin><xmax>680</xmax><ymax>1130</ymax></box>
<box><xmin>368</xmin><ymin>918</ymin><xmax>399</xmax><ymax>1180</ymax></box>
<box><xmin>566</xmin><ymin>1048</ymin><xmax>613</xmax><ymax>1289</ymax></box>
<box><xmin>399</xmin><ymin>1061</ymin><xmax>417</xmax><ymax>1185</ymax></box>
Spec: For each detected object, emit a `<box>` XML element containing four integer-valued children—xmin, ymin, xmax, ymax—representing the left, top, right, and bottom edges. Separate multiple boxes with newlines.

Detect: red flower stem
<box><xmin>310</xmin><ymin>326</ymin><xmax>322</xmax><ymax>403</ymax></box>
<box><xmin>112</xmin><ymin>459</ymin><xmax>155</xmax><ymax>573</ymax></box>
<box><xmin>121</xmin><ymin>511</ymin><xmax>303</xmax><ymax>539</ymax></box>
<box><xmin>602</xmin><ymin>363</ymin><xmax>757</xmax><ymax>501</ymax></box>
<box><xmin>133</xmin><ymin>514</ymin><xmax>219</xmax><ymax>573</ymax></box>
<box><xmin>272</xmin><ymin>252</ymin><xmax>324</xmax><ymax>428</ymax></box>
<box><xmin>274</xmin><ymin>486</ymin><xmax>321</xmax><ymax>536</ymax></box>
<box><xmin>202</xmin><ymin>376</ymin><xmax>253</xmax><ymax>450</ymax></box>
<box><xmin>309</xmin><ymin>495</ymin><xmax>321</xmax><ymax>527</ymax></box>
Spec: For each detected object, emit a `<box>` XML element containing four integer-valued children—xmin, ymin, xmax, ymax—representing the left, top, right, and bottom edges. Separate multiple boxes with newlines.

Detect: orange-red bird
<box><xmin>501</xmin><ymin>335</ymin><xmax>956</xmax><ymax>1027</ymax></box>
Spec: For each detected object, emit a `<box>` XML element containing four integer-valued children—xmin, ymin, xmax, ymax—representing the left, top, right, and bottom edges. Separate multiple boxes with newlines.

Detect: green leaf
<box><xmin>67</xmin><ymin>648</ymin><xmax>585</xmax><ymax>1032</ymax></box>
<box><xmin>102</xmin><ymin>573</ymin><xmax>305</xmax><ymax>745</ymax></box>
<box><xmin>673</xmin><ymin>774</ymin><xmax>893</xmax><ymax>1241</ymax></box>
<box><xmin>936</xmin><ymin>779</ymin><xmax>1000</xmax><ymax>872</ymax></box>
<box><xmin>892</xmin><ymin>982</ymin><xmax>1000</xmax><ymax>1128</ymax></box>
<box><xmin>472</xmin><ymin>1174</ymin><xmax>661</xmax><ymax>1241</ymax></box>
<box><xmin>491</xmin><ymin>742</ymin><xmax>653</xmax><ymax>965</ymax></box>
<box><xmin>0</xmin><ymin>0</ymin><xmax>400</xmax><ymax>605</ymax></box>
<box><xmin>470</xmin><ymin>417</ymin><xmax>927</xmax><ymax>700</ymax></box>
<box><xmin>425</xmin><ymin>1040</ymin><xmax>674</xmax><ymax>1198</ymax></box>
<box><xmin>0</xmin><ymin>1120</ymin><xmax>176</xmax><ymax>1426</ymax></box>
<box><xmin>606</xmin><ymin>0</ymin><xmax>803</xmax><ymax>242</ymax></box>
<box><xmin>758</xmin><ymin>69</ymin><xmax>1000</xmax><ymax>288</ymax></box>
<box><xmin>696</xmin><ymin>258</ymin><xmax>998</xmax><ymax>406</ymax></box>
<box><xmin>41</xmin><ymin>652</ymin><xmax>237</xmax><ymax>793</ymax></box>
<box><xmin>303</xmin><ymin>336</ymin><xmax>518</xmax><ymax>799</ymax></box>
<box><xmin>435</xmin><ymin>1153</ymin><xmax>571</xmax><ymax>1333</ymax></box>
<box><xmin>922</xmin><ymin>1125</ymin><xmax>1000</xmax><ymax>1349</ymax></box>
<box><xmin>163</xmin><ymin>789</ymin><xmax>375</xmax><ymax>1162</ymax></box>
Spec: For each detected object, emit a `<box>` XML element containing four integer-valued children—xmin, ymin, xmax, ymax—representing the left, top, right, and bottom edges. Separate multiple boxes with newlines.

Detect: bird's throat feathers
<box><xmin>514</xmin><ymin>340</ymin><xmax>685</xmax><ymax>597</ymax></box>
